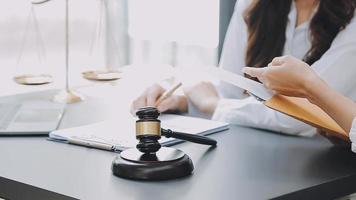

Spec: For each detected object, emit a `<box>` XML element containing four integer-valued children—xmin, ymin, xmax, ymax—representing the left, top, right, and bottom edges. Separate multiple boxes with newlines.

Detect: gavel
<box><xmin>135</xmin><ymin>107</ymin><xmax>217</xmax><ymax>154</ymax></box>
<box><xmin>112</xmin><ymin>107</ymin><xmax>217</xmax><ymax>181</ymax></box>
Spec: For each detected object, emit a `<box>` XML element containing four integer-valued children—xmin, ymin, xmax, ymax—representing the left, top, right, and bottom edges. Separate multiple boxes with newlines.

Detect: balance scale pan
<box><xmin>14</xmin><ymin>74</ymin><xmax>52</xmax><ymax>85</ymax></box>
<box><xmin>82</xmin><ymin>69</ymin><xmax>121</xmax><ymax>81</ymax></box>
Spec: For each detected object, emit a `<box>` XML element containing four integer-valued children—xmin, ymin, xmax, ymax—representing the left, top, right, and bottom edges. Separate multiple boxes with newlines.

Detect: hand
<box><xmin>184</xmin><ymin>81</ymin><xmax>220</xmax><ymax>114</ymax></box>
<box><xmin>243</xmin><ymin>55</ymin><xmax>322</xmax><ymax>100</ymax></box>
<box><xmin>130</xmin><ymin>84</ymin><xmax>188</xmax><ymax>115</ymax></box>
<box><xmin>318</xmin><ymin>129</ymin><xmax>351</xmax><ymax>148</ymax></box>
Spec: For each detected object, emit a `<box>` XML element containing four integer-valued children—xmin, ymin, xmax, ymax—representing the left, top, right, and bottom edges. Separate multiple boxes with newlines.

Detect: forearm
<box><xmin>306</xmin><ymin>79</ymin><xmax>356</xmax><ymax>134</ymax></box>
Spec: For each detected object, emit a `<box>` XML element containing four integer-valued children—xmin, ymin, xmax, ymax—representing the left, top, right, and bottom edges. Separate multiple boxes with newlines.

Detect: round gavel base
<box><xmin>112</xmin><ymin>147</ymin><xmax>194</xmax><ymax>180</ymax></box>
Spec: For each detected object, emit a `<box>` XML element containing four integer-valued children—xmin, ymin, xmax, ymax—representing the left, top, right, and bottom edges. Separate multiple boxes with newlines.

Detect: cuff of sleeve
<box><xmin>212</xmin><ymin>99</ymin><xmax>232</xmax><ymax>122</ymax></box>
<box><xmin>349</xmin><ymin>118</ymin><xmax>356</xmax><ymax>153</ymax></box>
<box><xmin>349</xmin><ymin>117</ymin><xmax>356</xmax><ymax>142</ymax></box>
<box><xmin>352</xmin><ymin>143</ymin><xmax>356</xmax><ymax>154</ymax></box>
<box><xmin>211</xmin><ymin>98</ymin><xmax>252</xmax><ymax>124</ymax></box>
<box><xmin>185</xmin><ymin>98</ymin><xmax>211</xmax><ymax>119</ymax></box>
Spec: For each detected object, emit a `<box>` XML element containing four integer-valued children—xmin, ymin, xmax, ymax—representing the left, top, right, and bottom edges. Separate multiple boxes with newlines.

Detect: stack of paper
<box><xmin>49</xmin><ymin>114</ymin><xmax>229</xmax><ymax>151</ymax></box>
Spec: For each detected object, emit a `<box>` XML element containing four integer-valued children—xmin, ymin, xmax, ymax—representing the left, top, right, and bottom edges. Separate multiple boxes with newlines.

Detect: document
<box><xmin>205</xmin><ymin>67</ymin><xmax>274</xmax><ymax>101</ymax></box>
<box><xmin>49</xmin><ymin>114</ymin><xmax>229</xmax><ymax>151</ymax></box>
<box><xmin>206</xmin><ymin>67</ymin><xmax>348</xmax><ymax>140</ymax></box>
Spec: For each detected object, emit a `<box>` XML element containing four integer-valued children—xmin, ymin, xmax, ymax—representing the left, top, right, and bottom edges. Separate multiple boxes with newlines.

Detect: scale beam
<box><xmin>31</xmin><ymin>0</ymin><xmax>52</xmax><ymax>5</ymax></box>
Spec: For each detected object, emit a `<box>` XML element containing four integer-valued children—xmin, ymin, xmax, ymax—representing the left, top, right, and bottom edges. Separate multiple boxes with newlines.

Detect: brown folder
<box><xmin>264</xmin><ymin>95</ymin><xmax>349</xmax><ymax>141</ymax></box>
<box><xmin>208</xmin><ymin>67</ymin><xmax>349</xmax><ymax>140</ymax></box>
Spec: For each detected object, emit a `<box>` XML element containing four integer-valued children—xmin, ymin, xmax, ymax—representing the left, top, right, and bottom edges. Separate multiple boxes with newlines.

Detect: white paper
<box><xmin>50</xmin><ymin>114</ymin><xmax>229</xmax><ymax>150</ymax></box>
<box><xmin>205</xmin><ymin>67</ymin><xmax>274</xmax><ymax>101</ymax></box>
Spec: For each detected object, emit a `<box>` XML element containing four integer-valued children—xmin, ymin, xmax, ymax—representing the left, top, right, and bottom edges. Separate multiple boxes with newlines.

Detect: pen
<box><xmin>68</xmin><ymin>136</ymin><xmax>123</xmax><ymax>151</ymax></box>
<box><xmin>155</xmin><ymin>82</ymin><xmax>182</xmax><ymax>106</ymax></box>
<box><xmin>247</xmin><ymin>91</ymin><xmax>265</xmax><ymax>102</ymax></box>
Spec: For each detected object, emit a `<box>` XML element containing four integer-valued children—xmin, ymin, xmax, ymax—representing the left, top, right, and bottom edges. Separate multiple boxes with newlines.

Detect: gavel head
<box><xmin>135</xmin><ymin>107</ymin><xmax>162</xmax><ymax>154</ymax></box>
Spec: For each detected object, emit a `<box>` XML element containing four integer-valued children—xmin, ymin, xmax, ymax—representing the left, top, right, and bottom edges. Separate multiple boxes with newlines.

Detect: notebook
<box><xmin>49</xmin><ymin>114</ymin><xmax>229</xmax><ymax>151</ymax></box>
<box><xmin>207</xmin><ymin>67</ymin><xmax>348</xmax><ymax>141</ymax></box>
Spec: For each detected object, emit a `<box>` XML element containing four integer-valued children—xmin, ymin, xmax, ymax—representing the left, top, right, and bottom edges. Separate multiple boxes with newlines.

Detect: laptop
<box><xmin>0</xmin><ymin>100</ymin><xmax>65</xmax><ymax>135</ymax></box>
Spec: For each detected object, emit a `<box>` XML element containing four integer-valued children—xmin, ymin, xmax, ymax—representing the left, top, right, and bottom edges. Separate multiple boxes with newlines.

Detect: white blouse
<box><xmin>350</xmin><ymin>119</ymin><xmax>356</xmax><ymax>153</ymax></box>
<box><xmin>210</xmin><ymin>0</ymin><xmax>356</xmax><ymax>136</ymax></box>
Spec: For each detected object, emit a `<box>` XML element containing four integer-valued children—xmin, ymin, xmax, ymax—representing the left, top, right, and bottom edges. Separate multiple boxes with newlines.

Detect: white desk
<box><xmin>0</xmin><ymin>88</ymin><xmax>356</xmax><ymax>200</ymax></box>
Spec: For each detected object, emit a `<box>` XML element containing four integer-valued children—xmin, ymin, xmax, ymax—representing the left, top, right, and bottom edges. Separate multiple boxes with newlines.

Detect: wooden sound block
<box><xmin>82</xmin><ymin>69</ymin><xmax>121</xmax><ymax>81</ymax></box>
<box><xmin>14</xmin><ymin>74</ymin><xmax>52</xmax><ymax>85</ymax></box>
<box><xmin>112</xmin><ymin>147</ymin><xmax>194</xmax><ymax>180</ymax></box>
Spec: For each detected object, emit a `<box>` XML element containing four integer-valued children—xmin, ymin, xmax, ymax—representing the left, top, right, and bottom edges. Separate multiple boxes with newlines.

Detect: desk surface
<box><xmin>1</xmin><ymin>89</ymin><xmax>356</xmax><ymax>200</ymax></box>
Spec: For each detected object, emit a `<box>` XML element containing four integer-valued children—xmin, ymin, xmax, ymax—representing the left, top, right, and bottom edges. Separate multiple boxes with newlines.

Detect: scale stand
<box><xmin>82</xmin><ymin>0</ymin><xmax>121</xmax><ymax>82</ymax></box>
<box><xmin>52</xmin><ymin>0</ymin><xmax>84</xmax><ymax>103</ymax></box>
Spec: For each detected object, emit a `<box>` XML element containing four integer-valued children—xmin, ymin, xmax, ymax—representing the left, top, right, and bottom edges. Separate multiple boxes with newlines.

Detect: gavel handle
<box><xmin>161</xmin><ymin>128</ymin><xmax>217</xmax><ymax>146</ymax></box>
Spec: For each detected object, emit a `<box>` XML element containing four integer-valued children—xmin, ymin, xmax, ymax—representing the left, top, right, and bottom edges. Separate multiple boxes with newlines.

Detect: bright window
<box><xmin>128</xmin><ymin>0</ymin><xmax>219</xmax><ymax>48</ymax></box>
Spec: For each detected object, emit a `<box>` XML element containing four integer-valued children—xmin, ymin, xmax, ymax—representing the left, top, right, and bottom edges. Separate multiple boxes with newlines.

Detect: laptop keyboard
<box><xmin>0</xmin><ymin>104</ymin><xmax>21</xmax><ymax>130</ymax></box>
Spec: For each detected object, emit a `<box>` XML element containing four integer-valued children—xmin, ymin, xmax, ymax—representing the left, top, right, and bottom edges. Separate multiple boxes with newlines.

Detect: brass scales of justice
<box><xmin>15</xmin><ymin>0</ymin><xmax>122</xmax><ymax>103</ymax></box>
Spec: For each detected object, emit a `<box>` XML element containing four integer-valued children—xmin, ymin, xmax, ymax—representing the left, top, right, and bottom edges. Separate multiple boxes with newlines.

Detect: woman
<box><xmin>132</xmin><ymin>0</ymin><xmax>356</xmax><ymax>136</ymax></box>
<box><xmin>243</xmin><ymin>55</ymin><xmax>356</xmax><ymax>150</ymax></box>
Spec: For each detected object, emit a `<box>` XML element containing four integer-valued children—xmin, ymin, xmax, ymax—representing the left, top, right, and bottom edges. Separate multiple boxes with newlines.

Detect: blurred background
<box><xmin>0</xmin><ymin>0</ymin><xmax>236</xmax><ymax>95</ymax></box>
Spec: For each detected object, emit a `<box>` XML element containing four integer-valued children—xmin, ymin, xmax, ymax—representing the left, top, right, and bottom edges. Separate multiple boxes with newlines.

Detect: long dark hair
<box><xmin>244</xmin><ymin>0</ymin><xmax>356</xmax><ymax>69</ymax></box>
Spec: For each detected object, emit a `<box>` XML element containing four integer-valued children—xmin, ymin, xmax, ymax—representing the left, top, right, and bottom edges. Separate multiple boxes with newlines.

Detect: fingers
<box><xmin>131</xmin><ymin>84</ymin><xmax>187</xmax><ymax>115</ymax></box>
<box><xmin>156</xmin><ymin>97</ymin><xmax>176</xmax><ymax>113</ymax></box>
<box><xmin>243</xmin><ymin>67</ymin><xmax>281</xmax><ymax>90</ymax></box>
<box><xmin>130</xmin><ymin>94</ymin><xmax>147</xmax><ymax>115</ymax></box>
<box><xmin>146</xmin><ymin>85</ymin><xmax>165</xmax><ymax>106</ymax></box>
<box><xmin>156</xmin><ymin>95</ymin><xmax>187</xmax><ymax>113</ymax></box>
<box><xmin>270</xmin><ymin>56</ymin><xmax>288</xmax><ymax>66</ymax></box>
<box><xmin>242</xmin><ymin>67</ymin><xmax>266</xmax><ymax>80</ymax></box>
<box><xmin>130</xmin><ymin>84</ymin><xmax>165</xmax><ymax>115</ymax></box>
<box><xmin>316</xmin><ymin>129</ymin><xmax>350</xmax><ymax>147</ymax></box>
